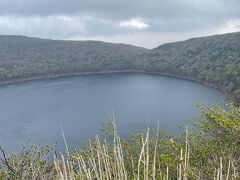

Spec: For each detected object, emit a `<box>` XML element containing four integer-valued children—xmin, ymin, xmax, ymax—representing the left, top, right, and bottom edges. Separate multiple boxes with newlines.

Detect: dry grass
<box><xmin>53</xmin><ymin>113</ymin><xmax>239</xmax><ymax>180</ymax></box>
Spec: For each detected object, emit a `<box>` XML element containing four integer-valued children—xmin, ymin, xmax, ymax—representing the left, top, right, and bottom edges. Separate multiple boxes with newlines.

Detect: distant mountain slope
<box><xmin>139</xmin><ymin>32</ymin><xmax>240</xmax><ymax>102</ymax></box>
<box><xmin>0</xmin><ymin>35</ymin><xmax>145</xmax><ymax>79</ymax></box>
<box><xmin>0</xmin><ymin>33</ymin><xmax>240</xmax><ymax>103</ymax></box>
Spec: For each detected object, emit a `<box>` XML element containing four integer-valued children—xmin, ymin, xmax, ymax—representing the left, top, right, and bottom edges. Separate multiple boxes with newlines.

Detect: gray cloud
<box><xmin>1</xmin><ymin>0</ymin><xmax>239</xmax><ymax>19</ymax></box>
<box><xmin>0</xmin><ymin>0</ymin><xmax>240</xmax><ymax>48</ymax></box>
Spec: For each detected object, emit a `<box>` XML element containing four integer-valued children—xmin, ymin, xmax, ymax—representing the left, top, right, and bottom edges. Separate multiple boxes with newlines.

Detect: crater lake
<box><xmin>0</xmin><ymin>72</ymin><xmax>227</xmax><ymax>153</ymax></box>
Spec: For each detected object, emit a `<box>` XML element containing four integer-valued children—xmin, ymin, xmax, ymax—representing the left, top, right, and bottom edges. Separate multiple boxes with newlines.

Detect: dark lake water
<box><xmin>0</xmin><ymin>72</ymin><xmax>227</xmax><ymax>153</ymax></box>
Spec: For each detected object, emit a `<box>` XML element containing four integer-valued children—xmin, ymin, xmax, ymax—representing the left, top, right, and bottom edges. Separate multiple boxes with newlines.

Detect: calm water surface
<box><xmin>0</xmin><ymin>73</ymin><xmax>227</xmax><ymax>152</ymax></box>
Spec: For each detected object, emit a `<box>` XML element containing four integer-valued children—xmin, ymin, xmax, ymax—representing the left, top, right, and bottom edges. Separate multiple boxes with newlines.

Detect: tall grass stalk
<box><xmin>53</xmin><ymin>113</ymin><xmax>238</xmax><ymax>180</ymax></box>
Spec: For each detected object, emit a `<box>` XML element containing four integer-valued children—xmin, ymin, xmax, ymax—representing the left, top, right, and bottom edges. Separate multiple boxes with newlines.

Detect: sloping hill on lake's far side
<box><xmin>0</xmin><ymin>32</ymin><xmax>240</xmax><ymax>103</ymax></box>
<box><xmin>139</xmin><ymin>32</ymin><xmax>240</xmax><ymax>103</ymax></box>
<box><xmin>0</xmin><ymin>35</ymin><xmax>146</xmax><ymax>80</ymax></box>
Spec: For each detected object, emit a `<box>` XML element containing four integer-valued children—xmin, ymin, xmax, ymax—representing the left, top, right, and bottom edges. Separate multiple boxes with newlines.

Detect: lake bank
<box><xmin>0</xmin><ymin>70</ymin><xmax>234</xmax><ymax>103</ymax></box>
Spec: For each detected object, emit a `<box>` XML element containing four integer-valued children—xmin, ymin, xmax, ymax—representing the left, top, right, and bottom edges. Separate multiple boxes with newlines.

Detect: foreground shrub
<box><xmin>54</xmin><ymin>105</ymin><xmax>239</xmax><ymax>179</ymax></box>
<box><xmin>0</xmin><ymin>145</ymin><xmax>55</xmax><ymax>179</ymax></box>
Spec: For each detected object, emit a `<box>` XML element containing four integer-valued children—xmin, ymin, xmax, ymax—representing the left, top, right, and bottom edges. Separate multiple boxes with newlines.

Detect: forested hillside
<box><xmin>0</xmin><ymin>32</ymin><xmax>240</xmax><ymax>102</ymax></box>
<box><xmin>0</xmin><ymin>35</ymin><xmax>145</xmax><ymax>80</ymax></box>
<box><xmin>138</xmin><ymin>32</ymin><xmax>240</xmax><ymax>103</ymax></box>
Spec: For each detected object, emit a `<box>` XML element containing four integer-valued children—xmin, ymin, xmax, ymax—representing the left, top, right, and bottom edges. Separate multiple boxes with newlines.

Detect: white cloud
<box><xmin>0</xmin><ymin>14</ymin><xmax>113</xmax><ymax>39</ymax></box>
<box><xmin>0</xmin><ymin>14</ymin><xmax>240</xmax><ymax>49</ymax></box>
<box><xmin>119</xmin><ymin>18</ymin><xmax>149</xmax><ymax>30</ymax></box>
<box><xmin>0</xmin><ymin>15</ymin><xmax>88</xmax><ymax>38</ymax></box>
<box><xmin>67</xmin><ymin>28</ymin><xmax>221</xmax><ymax>49</ymax></box>
<box><xmin>216</xmin><ymin>19</ymin><xmax>240</xmax><ymax>34</ymax></box>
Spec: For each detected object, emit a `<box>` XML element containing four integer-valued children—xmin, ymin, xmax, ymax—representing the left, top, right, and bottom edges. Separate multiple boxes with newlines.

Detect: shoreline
<box><xmin>0</xmin><ymin>70</ymin><xmax>235</xmax><ymax>103</ymax></box>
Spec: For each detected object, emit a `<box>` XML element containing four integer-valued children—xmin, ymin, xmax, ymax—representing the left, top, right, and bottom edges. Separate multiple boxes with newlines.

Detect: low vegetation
<box><xmin>0</xmin><ymin>104</ymin><xmax>239</xmax><ymax>179</ymax></box>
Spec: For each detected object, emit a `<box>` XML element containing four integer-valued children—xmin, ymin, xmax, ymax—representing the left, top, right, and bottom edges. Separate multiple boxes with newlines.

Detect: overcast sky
<box><xmin>0</xmin><ymin>0</ymin><xmax>240</xmax><ymax>48</ymax></box>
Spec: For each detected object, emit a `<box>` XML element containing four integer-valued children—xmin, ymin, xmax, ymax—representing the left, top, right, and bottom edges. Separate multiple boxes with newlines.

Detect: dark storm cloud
<box><xmin>1</xmin><ymin>0</ymin><xmax>240</xmax><ymax>19</ymax></box>
<box><xmin>1</xmin><ymin>0</ymin><xmax>189</xmax><ymax>16</ymax></box>
<box><xmin>0</xmin><ymin>0</ymin><xmax>240</xmax><ymax>48</ymax></box>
